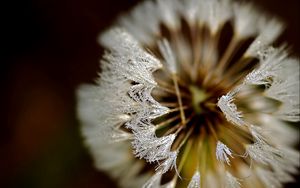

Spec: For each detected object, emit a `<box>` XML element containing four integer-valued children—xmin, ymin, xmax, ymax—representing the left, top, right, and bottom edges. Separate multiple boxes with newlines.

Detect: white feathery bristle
<box><xmin>273</xmin><ymin>166</ymin><xmax>294</xmax><ymax>183</ymax></box>
<box><xmin>188</xmin><ymin>171</ymin><xmax>201</xmax><ymax>188</ymax></box>
<box><xmin>279</xmin><ymin>148</ymin><xmax>300</xmax><ymax>176</ymax></box>
<box><xmin>90</xmin><ymin>141</ymin><xmax>134</xmax><ymax>179</ymax></box>
<box><xmin>246</xmin><ymin>18</ymin><xmax>284</xmax><ymax>56</ymax></box>
<box><xmin>143</xmin><ymin>171</ymin><xmax>162</xmax><ymax>188</ymax></box>
<box><xmin>109</xmin><ymin>130</ymin><xmax>133</xmax><ymax>143</ymax></box>
<box><xmin>276</xmin><ymin>58</ymin><xmax>300</xmax><ymax>80</ymax></box>
<box><xmin>203</xmin><ymin>170</ymin><xmax>222</xmax><ymax>188</ymax></box>
<box><xmin>255</xmin><ymin>167</ymin><xmax>281</xmax><ymax>188</ymax></box>
<box><xmin>268</xmin><ymin>147</ymin><xmax>299</xmax><ymax>184</ymax></box>
<box><xmin>118</xmin><ymin>1</ymin><xmax>160</xmax><ymax>44</ymax></box>
<box><xmin>258</xmin><ymin>114</ymin><xmax>299</xmax><ymax>146</ymax></box>
<box><xmin>265</xmin><ymin>59</ymin><xmax>300</xmax><ymax>122</ymax></box>
<box><xmin>100</xmin><ymin>28</ymin><xmax>161</xmax><ymax>70</ymax></box>
<box><xmin>247</xmin><ymin>144</ymin><xmax>298</xmax><ymax>184</ymax></box>
<box><xmin>245</xmin><ymin>143</ymin><xmax>267</xmax><ymax>165</ymax></box>
<box><xmin>77</xmin><ymin>84</ymin><xmax>133</xmax><ymax>143</ymax></box>
<box><xmin>216</xmin><ymin>141</ymin><xmax>234</xmax><ymax>165</ymax></box>
<box><xmin>248</xmin><ymin>125</ymin><xmax>267</xmax><ymax>143</ymax></box>
<box><xmin>132</xmin><ymin>134</ymin><xmax>176</xmax><ymax>162</ymax></box>
<box><xmin>100</xmin><ymin>28</ymin><xmax>139</xmax><ymax>52</ymax></box>
<box><xmin>225</xmin><ymin>171</ymin><xmax>241</xmax><ymax>188</ymax></box>
<box><xmin>201</xmin><ymin>0</ymin><xmax>232</xmax><ymax>34</ymax></box>
<box><xmin>158</xmin><ymin>38</ymin><xmax>177</xmax><ymax>74</ymax></box>
<box><xmin>118</xmin><ymin>159</ymin><xmax>147</xmax><ymax>185</ymax></box>
<box><xmin>257</xmin><ymin>17</ymin><xmax>284</xmax><ymax>43</ymax></box>
<box><xmin>155</xmin><ymin>151</ymin><xmax>178</xmax><ymax>173</ymax></box>
<box><xmin>161</xmin><ymin>178</ymin><xmax>176</xmax><ymax>188</ymax></box>
<box><xmin>232</xmin><ymin>2</ymin><xmax>259</xmax><ymax>37</ymax></box>
<box><xmin>244</xmin><ymin>47</ymin><xmax>288</xmax><ymax>85</ymax></box>
<box><xmin>245</xmin><ymin>41</ymin><xmax>275</xmax><ymax>60</ymax></box>
<box><xmin>120</xmin><ymin>172</ymin><xmax>152</xmax><ymax>188</ymax></box>
<box><xmin>217</xmin><ymin>92</ymin><xmax>245</xmax><ymax>126</ymax></box>
<box><xmin>127</xmin><ymin>84</ymin><xmax>169</xmax><ymax>121</ymax></box>
<box><xmin>179</xmin><ymin>0</ymin><xmax>201</xmax><ymax>24</ymax></box>
<box><xmin>246</xmin><ymin>141</ymin><xmax>283</xmax><ymax>165</ymax></box>
<box><xmin>77</xmin><ymin>85</ymin><xmax>101</xmax><ymax>128</ymax></box>
<box><xmin>102</xmin><ymin>50</ymin><xmax>158</xmax><ymax>86</ymax></box>
<box><xmin>156</xmin><ymin>0</ymin><xmax>181</xmax><ymax>29</ymax></box>
<box><xmin>273</xmin><ymin>98</ymin><xmax>299</xmax><ymax>122</ymax></box>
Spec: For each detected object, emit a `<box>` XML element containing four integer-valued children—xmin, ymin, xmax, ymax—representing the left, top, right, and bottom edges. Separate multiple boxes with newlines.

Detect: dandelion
<box><xmin>77</xmin><ymin>0</ymin><xmax>299</xmax><ymax>187</ymax></box>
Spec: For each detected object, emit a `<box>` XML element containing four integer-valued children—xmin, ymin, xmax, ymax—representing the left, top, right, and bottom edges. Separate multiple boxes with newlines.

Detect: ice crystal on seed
<box><xmin>132</xmin><ymin>133</ymin><xmax>175</xmax><ymax>163</ymax></box>
<box><xmin>155</xmin><ymin>151</ymin><xmax>178</xmax><ymax>173</ymax></box>
<box><xmin>187</xmin><ymin>171</ymin><xmax>200</xmax><ymax>188</ymax></box>
<box><xmin>77</xmin><ymin>0</ymin><xmax>299</xmax><ymax>187</ymax></box>
<box><xmin>246</xmin><ymin>141</ymin><xmax>284</xmax><ymax>166</ymax></box>
<box><xmin>216</xmin><ymin>141</ymin><xmax>234</xmax><ymax>165</ymax></box>
<box><xmin>217</xmin><ymin>92</ymin><xmax>245</xmax><ymax>126</ymax></box>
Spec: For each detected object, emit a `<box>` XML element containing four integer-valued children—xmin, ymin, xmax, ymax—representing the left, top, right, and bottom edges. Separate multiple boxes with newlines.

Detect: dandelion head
<box><xmin>77</xmin><ymin>0</ymin><xmax>299</xmax><ymax>187</ymax></box>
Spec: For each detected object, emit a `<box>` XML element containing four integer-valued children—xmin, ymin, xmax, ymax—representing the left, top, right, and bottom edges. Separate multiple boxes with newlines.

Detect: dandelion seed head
<box><xmin>77</xmin><ymin>0</ymin><xmax>299</xmax><ymax>187</ymax></box>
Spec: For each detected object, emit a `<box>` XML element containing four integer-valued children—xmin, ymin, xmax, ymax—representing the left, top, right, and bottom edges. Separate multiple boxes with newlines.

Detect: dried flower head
<box><xmin>77</xmin><ymin>0</ymin><xmax>299</xmax><ymax>187</ymax></box>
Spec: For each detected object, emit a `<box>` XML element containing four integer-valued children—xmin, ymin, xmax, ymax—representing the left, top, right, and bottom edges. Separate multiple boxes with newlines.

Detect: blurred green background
<box><xmin>1</xmin><ymin>0</ymin><xmax>299</xmax><ymax>187</ymax></box>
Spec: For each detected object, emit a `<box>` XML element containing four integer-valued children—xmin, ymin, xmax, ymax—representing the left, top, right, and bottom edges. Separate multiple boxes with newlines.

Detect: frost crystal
<box><xmin>132</xmin><ymin>134</ymin><xmax>175</xmax><ymax>163</ymax></box>
<box><xmin>246</xmin><ymin>141</ymin><xmax>283</xmax><ymax>166</ymax></box>
<box><xmin>187</xmin><ymin>171</ymin><xmax>200</xmax><ymax>188</ymax></box>
<box><xmin>155</xmin><ymin>151</ymin><xmax>178</xmax><ymax>173</ymax></box>
<box><xmin>217</xmin><ymin>92</ymin><xmax>245</xmax><ymax>126</ymax></box>
<box><xmin>216</xmin><ymin>141</ymin><xmax>233</xmax><ymax>165</ymax></box>
<box><xmin>244</xmin><ymin>47</ymin><xmax>288</xmax><ymax>85</ymax></box>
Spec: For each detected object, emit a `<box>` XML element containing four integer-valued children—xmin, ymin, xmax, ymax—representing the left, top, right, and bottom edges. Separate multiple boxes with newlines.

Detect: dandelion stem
<box><xmin>201</xmin><ymin>138</ymin><xmax>208</xmax><ymax>184</ymax></box>
<box><xmin>199</xmin><ymin>31</ymin><xmax>221</xmax><ymax>82</ymax></box>
<box><xmin>156</xmin><ymin>80</ymin><xmax>190</xmax><ymax>98</ymax></box>
<box><xmin>156</xmin><ymin>78</ymin><xmax>174</xmax><ymax>89</ymax></box>
<box><xmin>191</xmin><ymin>25</ymin><xmax>202</xmax><ymax>82</ymax></box>
<box><xmin>222</xmin><ymin>57</ymin><xmax>253</xmax><ymax>79</ymax></box>
<box><xmin>221</xmin><ymin>125</ymin><xmax>250</xmax><ymax>155</ymax></box>
<box><xmin>157</xmin><ymin>86</ymin><xmax>177</xmax><ymax>95</ymax></box>
<box><xmin>197</xmin><ymin>127</ymin><xmax>205</xmax><ymax>174</ymax></box>
<box><xmin>168</xmin><ymin>105</ymin><xmax>189</xmax><ymax>113</ymax></box>
<box><xmin>170</xmin><ymin>30</ymin><xmax>193</xmax><ymax>77</ymax></box>
<box><xmin>172</xmin><ymin>74</ymin><xmax>187</xmax><ymax>125</ymax></box>
<box><xmin>164</xmin><ymin>121</ymin><xmax>182</xmax><ymax>136</ymax></box>
<box><xmin>178</xmin><ymin>138</ymin><xmax>193</xmax><ymax>173</ymax></box>
<box><xmin>207</xmin><ymin>120</ymin><xmax>219</xmax><ymax>141</ymax></box>
<box><xmin>160</xmin><ymin>102</ymin><xmax>180</xmax><ymax>107</ymax></box>
<box><xmin>155</xmin><ymin>114</ymin><xmax>181</xmax><ymax>130</ymax></box>
<box><xmin>177</xmin><ymin>123</ymin><xmax>195</xmax><ymax>149</ymax></box>
<box><xmin>217</xmin><ymin>37</ymin><xmax>240</xmax><ymax>72</ymax></box>
<box><xmin>173</xmin><ymin>74</ymin><xmax>188</xmax><ymax>89</ymax></box>
<box><xmin>205</xmin><ymin>102</ymin><xmax>217</xmax><ymax>108</ymax></box>
<box><xmin>164</xmin><ymin>113</ymin><xmax>194</xmax><ymax>136</ymax></box>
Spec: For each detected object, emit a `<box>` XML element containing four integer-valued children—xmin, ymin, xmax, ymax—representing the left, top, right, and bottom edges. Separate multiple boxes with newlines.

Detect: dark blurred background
<box><xmin>1</xmin><ymin>0</ymin><xmax>299</xmax><ymax>188</ymax></box>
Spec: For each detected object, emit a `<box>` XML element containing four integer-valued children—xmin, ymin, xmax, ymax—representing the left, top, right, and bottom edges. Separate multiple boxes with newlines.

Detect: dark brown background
<box><xmin>1</xmin><ymin>0</ymin><xmax>299</xmax><ymax>187</ymax></box>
